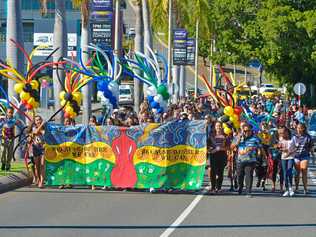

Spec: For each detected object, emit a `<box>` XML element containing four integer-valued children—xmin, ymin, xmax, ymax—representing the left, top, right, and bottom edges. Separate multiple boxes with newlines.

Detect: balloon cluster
<box><xmin>124</xmin><ymin>46</ymin><xmax>169</xmax><ymax>114</ymax></box>
<box><xmin>146</xmin><ymin>84</ymin><xmax>169</xmax><ymax>113</ymax></box>
<box><xmin>64</xmin><ymin>44</ymin><xmax>121</xmax><ymax>115</ymax></box>
<box><xmin>218</xmin><ymin>105</ymin><xmax>242</xmax><ymax>135</ymax></box>
<box><xmin>14</xmin><ymin>80</ymin><xmax>40</xmax><ymax>110</ymax></box>
<box><xmin>0</xmin><ymin>40</ymin><xmax>65</xmax><ymax>112</ymax></box>
<box><xmin>59</xmin><ymin>90</ymin><xmax>82</xmax><ymax>119</ymax></box>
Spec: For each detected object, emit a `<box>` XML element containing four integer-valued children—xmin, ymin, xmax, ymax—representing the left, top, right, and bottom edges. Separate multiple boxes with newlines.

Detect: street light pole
<box><xmin>114</xmin><ymin>0</ymin><xmax>121</xmax><ymax>79</ymax></box>
<box><xmin>167</xmin><ymin>0</ymin><xmax>173</xmax><ymax>85</ymax></box>
<box><xmin>194</xmin><ymin>19</ymin><xmax>199</xmax><ymax>98</ymax></box>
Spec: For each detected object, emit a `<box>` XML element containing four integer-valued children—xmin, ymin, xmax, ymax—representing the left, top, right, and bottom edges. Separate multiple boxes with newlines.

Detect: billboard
<box><xmin>173</xmin><ymin>29</ymin><xmax>187</xmax><ymax>65</ymax></box>
<box><xmin>33</xmin><ymin>33</ymin><xmax>77</xmax><ymax>57</ymax></box>
<box><xmin>186</xmin><ymin>38</ymin><xmax>195</xmax><ymax>66</ymax></box>
<box><xmin>91</xmin><ymin>0</ymin><xmax>113</xmax><ymax>49</ymax></box>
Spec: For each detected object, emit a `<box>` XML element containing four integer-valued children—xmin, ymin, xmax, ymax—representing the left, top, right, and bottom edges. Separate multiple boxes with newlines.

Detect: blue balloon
<box><xmin>157</xmin><ymin>107</ymin><xmax>163</xmax><ymax>113</ymax></box>
<box><xmin>97</xmin><ymin>81</ymin><xmax>108</xmax><ymax>91</ymax></box>
<box><xmin>150</xmin><ymin>101</ymin><xmax>159</xmax><ymax>108</ymax></box>
<box><xmin>147</xmin><ymin>95</ymin><xmax>154</xmax><ymax>102</ymax></box>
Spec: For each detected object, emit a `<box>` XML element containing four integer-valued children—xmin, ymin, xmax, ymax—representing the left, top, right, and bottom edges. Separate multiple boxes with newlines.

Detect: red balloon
<box><xmin>234</xmin><ymin>107</ymin><xmax>243</xmax><ymax>115</ymax></box>
<box><xmin>64</xmin><ymin>112</ymin><xmax>70</xmax><ymax>118</ymax></box>
<box><xmin>21</xmin><ymin>100</ymin><xmax>28</xmax><ymax>105</ymax></box>
<box><xmin>25</xmin><ymin>104</ymin><xmax>33</xmax><ymax>110</ymax></box>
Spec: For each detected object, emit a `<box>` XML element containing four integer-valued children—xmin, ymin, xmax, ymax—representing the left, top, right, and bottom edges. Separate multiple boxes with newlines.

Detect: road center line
<box><xmin>160</xmin><ymin>188</ymin><xmax>208</xmax><ymax>237</ymax></box>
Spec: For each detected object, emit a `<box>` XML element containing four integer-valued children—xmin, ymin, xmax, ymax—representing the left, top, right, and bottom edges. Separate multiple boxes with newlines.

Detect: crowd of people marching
<box><xmin>0</xmin><ymin>94</ymin><xmax>314</xmax><ymax>197</ymax></box>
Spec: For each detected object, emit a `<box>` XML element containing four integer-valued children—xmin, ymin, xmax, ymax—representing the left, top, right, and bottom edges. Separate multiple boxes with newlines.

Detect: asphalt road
<box><xmin>1</xmin><ymin>163</ymin><xmax>316</xmax><ymax>237</ymax></box>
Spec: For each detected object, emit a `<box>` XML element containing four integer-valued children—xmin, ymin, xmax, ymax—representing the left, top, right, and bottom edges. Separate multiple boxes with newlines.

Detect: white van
<box><xmin>119</xmin><ymin>84</ymin><xmax>134</xmax><ymax>105</ymax></box>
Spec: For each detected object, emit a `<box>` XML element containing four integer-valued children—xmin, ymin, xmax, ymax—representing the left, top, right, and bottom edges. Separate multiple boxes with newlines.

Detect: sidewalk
<box><xmin>0</xmin><ymin>162</ymin><xmax>32</xmax><ymax>194</ymax></box>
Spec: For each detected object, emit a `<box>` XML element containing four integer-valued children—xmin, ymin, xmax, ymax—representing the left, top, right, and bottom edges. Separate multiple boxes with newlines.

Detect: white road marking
<box><xmin>160</xmin><ymin>188</ymin><xmax>208</xmax><ymax>237</ymax></box>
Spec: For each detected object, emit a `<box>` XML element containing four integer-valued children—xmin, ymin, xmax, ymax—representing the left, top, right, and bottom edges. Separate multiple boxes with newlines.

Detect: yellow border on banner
<box><xmin>44</xmin><ymin>142</ymin><xmax>116</xmax><ymax>165</ymax></box>
<box><xmin>134</xmin><ymin>145</ymin><xmax>207</xmax><ymax>167</ymax></box>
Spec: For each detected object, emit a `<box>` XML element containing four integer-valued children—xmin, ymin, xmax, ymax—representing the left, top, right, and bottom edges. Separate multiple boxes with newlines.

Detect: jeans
<box><xmin>281</xmin><ymin>159</ymin><xmax>294</xmax><ymax>189</ymax></box>
<box><xmin>210</xmin><ymin>151</ymin><xmax>227</xmax><ymax>190</ymax></box>
<box><xmin>237</xmin><ymin>161</ymin><xmax>256</xmax><ymax>194</ymax></box>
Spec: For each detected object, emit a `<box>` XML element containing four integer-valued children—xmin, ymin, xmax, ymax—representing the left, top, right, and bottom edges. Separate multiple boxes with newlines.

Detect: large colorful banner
<box><xmin>44</xmin><ymin>120</ymin><xmax>206</xmax><ymax>190</ymax></box>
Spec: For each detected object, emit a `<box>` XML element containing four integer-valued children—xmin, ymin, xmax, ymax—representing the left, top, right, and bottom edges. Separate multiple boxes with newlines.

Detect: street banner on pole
<box><xmin>173</xmin><ymin>29</ymin><xmax>187</xmax><ymax>65</ymax></box>
<box><xmin>186</xmin><ymin>38</ymin><xmax>195</xmax><ymax>66</ymax></box>
<box><xmin>91</xmin><ymin>0</ymin><xmax>113</xmax><ymax>49</ymax></box>
<box><xmin>44</xmin><ymin>121</ymin><xmax>207</xmax><ymax>190</ymax></box>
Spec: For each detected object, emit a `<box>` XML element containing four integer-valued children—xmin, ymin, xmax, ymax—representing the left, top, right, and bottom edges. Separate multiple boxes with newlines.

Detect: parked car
<box><xmin>119</xmin><ymin>84</ymin><xmax>134</xmax><ymax>105</ymax></box>
<box><xmin>261</xmin><ymin>88</ymin><xmax>281</xmax><ymax>99</ymax></box>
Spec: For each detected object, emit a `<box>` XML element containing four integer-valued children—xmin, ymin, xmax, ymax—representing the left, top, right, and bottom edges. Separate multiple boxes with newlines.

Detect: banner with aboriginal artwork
<box><xmin>44</xmin><ymin>120</ymin><xmax>207</xmax><ymax>190</ymax></box>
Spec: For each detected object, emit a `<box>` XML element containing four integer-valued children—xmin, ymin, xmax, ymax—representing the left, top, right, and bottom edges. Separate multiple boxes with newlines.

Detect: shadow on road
<box><xmin>0</xmin><ymin>223</ymin><xmax>315</xmax><ymax>230</ymax></box>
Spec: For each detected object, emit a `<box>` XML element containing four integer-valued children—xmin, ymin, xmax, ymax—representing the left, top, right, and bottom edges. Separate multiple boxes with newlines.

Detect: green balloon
<box><xmin>157</xmin><ymin>85</ymin><xmax>167</xmax><ymax>94</ymax></box>
<box><xmin>162</xmin><ymin>92</ymin><xmax>170</xmax><ymax>100</ymax></box>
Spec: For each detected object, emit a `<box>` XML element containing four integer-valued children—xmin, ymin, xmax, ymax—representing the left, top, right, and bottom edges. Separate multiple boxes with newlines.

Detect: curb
<box><xmin>0</xmin><ymin>171</ymin><xmax>32</xmax><ymax>194</ymax></box>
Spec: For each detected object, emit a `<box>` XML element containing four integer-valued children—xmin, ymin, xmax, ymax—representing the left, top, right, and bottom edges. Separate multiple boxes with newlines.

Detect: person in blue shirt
<box><xmin>231</xmin><ymin>123</ymin><xmax>266</xmax><ymax>197</ymax></box>
<box><xmin>0</xmin><ymin>107</ymin><xmax>23</xmax><ymax>171</ymax></box>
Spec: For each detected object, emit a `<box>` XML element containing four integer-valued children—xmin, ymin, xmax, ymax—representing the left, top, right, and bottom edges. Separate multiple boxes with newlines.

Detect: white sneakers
<box><xmin>289</xmin><ymin>187</ymin><xmax>295</xmax><ymax>197</ymax></box>
<box><xmin>283</xmin><ymin>187</ymin><xmax>295</xmax><ymax>197</ymax></box>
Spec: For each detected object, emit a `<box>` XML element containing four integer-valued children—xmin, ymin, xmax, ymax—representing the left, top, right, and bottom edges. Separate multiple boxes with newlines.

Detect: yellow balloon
<box><xmin>27</xmin><ymin>97</ymin><xmax>36</xmax><ymax>106</ymax></box>
<box><xmin>233</xmin><ymin>121</ymin><xmax>240</xmax><ymax>129</ymax></box>
<box><xmin>20</xmin><ymin>92</ymin><xmax>30</xmax><ymax>101</ymax></box>
<box><xmin>59</xmin><ymin>91</ymin><xmax>67</xmax><ymax>101</ymax></box>
<box><xmin>222</xmin><ymin>123</ymin><xmax>228</xmax><ymax>129</ymax></box>
<box><xmin>14</xmin><ymin>83</ymin><xmax>24</xmax><ymax>94</ymax></box>
<box><xmin>33</xmin><ymin>102</ymin><xmax>40</xmax><ymax>108</ymax></box>
<box><xmin>229</xmin><ymin>114</ymin><xmax>239</xmax><ymax>123</ymax></box>
<box><xmin>65</xmin><ymin>106</ymin><xmax>74</xmax><ymax>114</ymax></box>
<box><xmin>72</xmin><ymin>92</ymin><xmax>82</xmax><ymax>104</ymax></box>
<box><xmin>224</xmin><ymin>127</ymin><xmax>232</xmax><ymax>135</ymax></box>
<box><xmin>30</xmin><ymin>80</ymin><xmax>39</xmax><ymax>90</ymax></box>
<box><xmin>70</xmin><ymin>112</ymin><xmax>77</xmax><ymax>118</ymax></box>
<box><xmin>60</xmin><ymin>99</ymin><xmax>67</xmax><ymax>107</ymax></box>
<box><xmin>224</xmin><ymin>106</ymin><xmax>234</xmax><ymax>116</ymax></box>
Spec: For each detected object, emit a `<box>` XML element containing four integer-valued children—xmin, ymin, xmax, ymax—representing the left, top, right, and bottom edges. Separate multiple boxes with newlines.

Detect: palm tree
<box><xmin>40</xmin><ymin>0</ymin><xmax>67</xmax><ymax>123</ymax></box>
<box><xmin>130</xmin><ymin>0</ymin><xmax>144</xmax><ymax>113</ymax></box>
<box><xmin>72</xmin><ymin>0</ymin><xmax>91</xmax><ymax>125</ymax></box>
<box><xmin>6</xmin><ymin>0</ymin><xmax>24</xmax><ymax>160</ymax></box>
<box><xmin>6</xmin><ymin>0</ymin><xmax>24</xmax><ymax>99</ymax></box>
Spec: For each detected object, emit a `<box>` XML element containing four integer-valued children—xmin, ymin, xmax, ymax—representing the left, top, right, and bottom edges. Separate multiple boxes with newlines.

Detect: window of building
<box><xmin>0</xmin><ymin>22</ymin><xmax>33</xmax><ymax>42</ymax></box>
<box><xmin>23</xmin><ymin>22</ymin><xmax>34</xmax><ymax>42</ymax></box>
<box><xmin>0</xmin><ymin>22</ymin><xmax>5</xmax><ymax>42</ymax></box>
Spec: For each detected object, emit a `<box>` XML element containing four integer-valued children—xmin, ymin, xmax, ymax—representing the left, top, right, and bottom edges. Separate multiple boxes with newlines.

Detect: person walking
<box><xmin>292</xmin><ymin>123</ymin><xmax>312</xmax><ymax>195</ymax></box>
<box><xmin>232</xmin><ymin>123</ymin><xmax>266</xmax><ymax>197</ymax></box>
<box><xmin>208</xmin><ymin>122</ymin><xmax>229</xmax><ymax>193</ymax></box>
<box><xmin>278</xmin><ymin>126</ymin><xmax>295</xmax><ymax>197</ymax></box>
<box><xmin>29</xmin><ymin>115</ymin><xmax>45</xmax><ymax>188</ymax></box>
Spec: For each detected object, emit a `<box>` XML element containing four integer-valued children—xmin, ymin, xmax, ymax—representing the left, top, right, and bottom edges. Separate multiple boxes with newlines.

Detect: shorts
<box><xmin>294</xmin><ymin>156</ymin><xmax>310</xmax><ymax>163</ymax></box>
<box><xmin>32</xmin><ymin>144</ymin><xmax>44</xmax><ymax>157</ymax></box>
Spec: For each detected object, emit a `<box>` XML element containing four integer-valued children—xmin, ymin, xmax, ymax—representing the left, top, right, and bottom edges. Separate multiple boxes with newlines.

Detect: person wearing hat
<box><xmin>111</xmin><ymin>109</ymin><xmax>123</xmax><ymax>126</ymax></box>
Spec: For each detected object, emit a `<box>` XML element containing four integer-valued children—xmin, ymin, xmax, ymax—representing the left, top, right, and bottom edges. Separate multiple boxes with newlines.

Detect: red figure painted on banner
<box><xmin>110</xmin><ymin>127</ymin><xmax>137</xmax><ymax>188</ymax></box>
